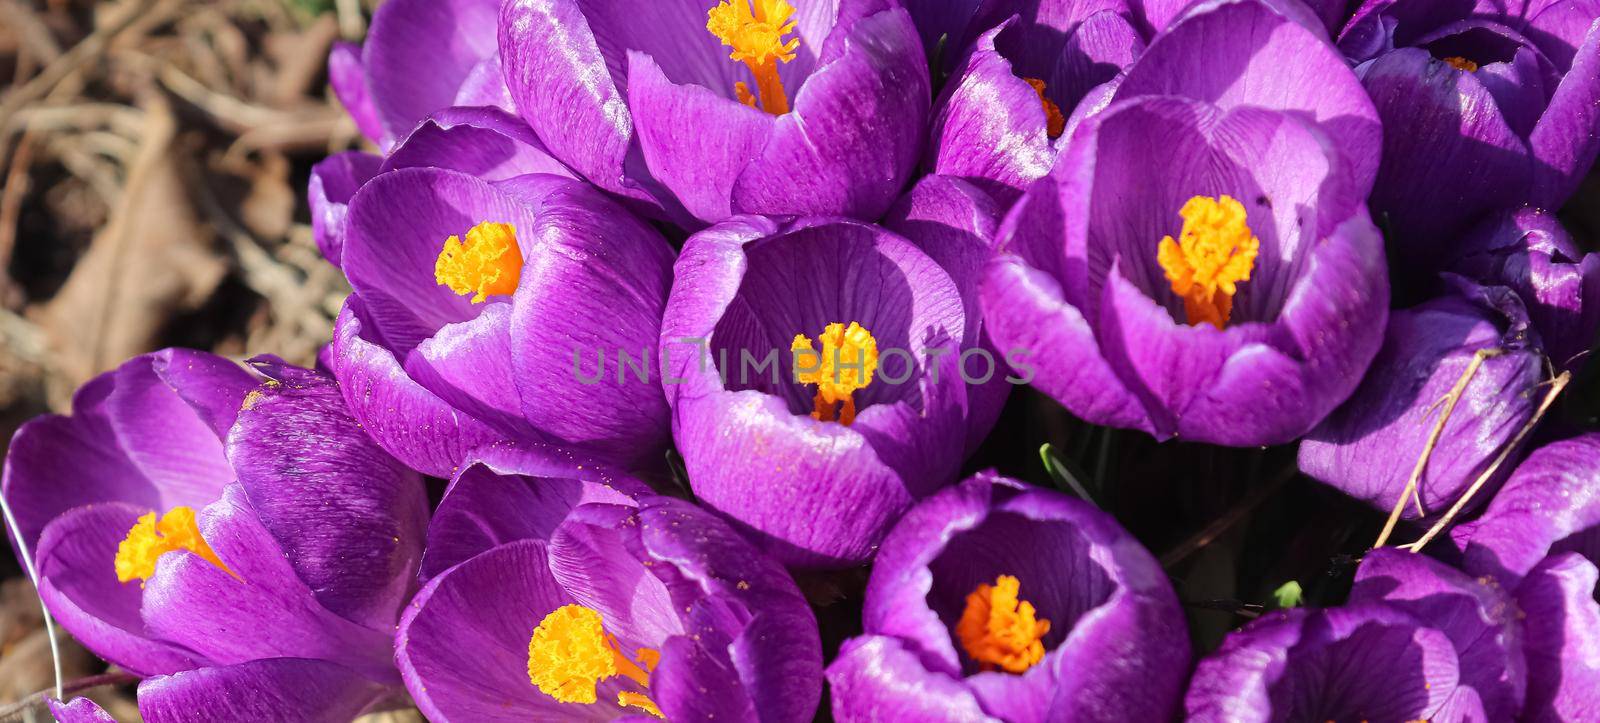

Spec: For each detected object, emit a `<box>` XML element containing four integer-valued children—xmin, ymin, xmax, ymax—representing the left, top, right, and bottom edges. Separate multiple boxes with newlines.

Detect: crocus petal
<box><xmin>499</xmin><ymin>0</ymin><xmax>661</xmax><ymax>209</ymax></box>
<box><xmin>328</xmin><ymin>42</ymin><xmax>386</xmax><ymax>148</ymax></box>
<box><xmin>546</xmin><ymin>504</ymin><xmax>685</xmax><ymax>649</ymax></box>
<box><xmin>327</xmin><ymin>298</ymin><xmax>508</xmax><ymax>479</ymax></box>
<box><xmin>635</xmin><ymin>496</ymin><xmax>823</xmax><ymax>722</ymax></box>
<box><xmin>396</xmin><ymin>539</ymin><xmax>600</xmax><ymax>722</ymax></box>
<box><xmin>628</xmin><ymin>51</ymin><xmax>775</xmax><ymax>225</ymax></box>
<box><xmin>381</xmin><ymin>107</ymin><xmax>576</xmax><ymax>182</ymax></box>
<box><xmin>507</xmin><ymin>180</ymin><xmax>676</xmax><ymax>470</ymax></box>
<box><xmin>651</xmin><ymin>634</ymin><xmax>758</xmax><ymax>721</ymax></box>
<box><xmin>136</xmin><ymin>658</ymin><xmax>389</xmax><ymax>723</ymax></box>
<box><xmin>363</xmin><ymin>0</ymin><xmax>502</xmax><ymax>140</ymax></box>
<box><xmin>730</xmin><ymin>8</ymin><xmax>931</xmax><ymax>220</ymax></box>
<box><xmin>827</xmin><ymin>635</ymin><xmax>999</xmax><ymax>723</ymax></box>
<box><xmin>1460</xmin><ymin>433</ymin><xmax>1600</xmax><ymax>584</ymax></box>
<box><xmin>980</xmin><ymin>247</ymin><xmax>1153</xmax><ymax>435</ymax></box>
<box><xmin>308</xmin><ymin>151</ymin><xmax>381</xmax><ymax>269</ymax></box>
<box><xmin>35</xmin><ymin>503</ymin><xmax>198</xmax><ymax>676</ymax></box>
<box><xmin>884</xmin><ymin>175</ymin><xmax>1010</xmax><ymax>453</ymax></box>
<box><xmin>1114</xmin><ymin>0</ymin><xmax>1381</xmax><ymax>194</ymax></box>
<box><xmin>1450</xmin><ymin>206</ymin><xmax>1600</xmax><ymax>370</ymax></box>
<box><xmin>454</xmin><ymin>54</ymin><xmax>517</xmax><ymax>109</ymax></box>
<box><xmin>1350</xmin><ymin>549</ymin><xmax>1526</xmax><ymax>720</ymax></box>
<box><xmin>1185</xmin><ymin>605</ymin><xmax>1462</xmax><ymax>722</ymax></box>
<box><xmin>1046</xmin><ymin>9</ymin><xmax>1146</xmax><ymax>114</ymax></box>
<box><xmin>1363</xmin><ymin>47</ymin><xmax>1532</xmax><ymax>266</ymax></box>
<box><xmin>925</xmin><ymin>22</ymin><xmax>1054</xmax><ymax>205</ymax></box>
<box><xmin>140</xmin><ymin>485</ymin><xmax>396</xmax><ymax>682</ymax></box>
<box><xmin>225</xmin><ymin>360</ymin><xmax>427</xmax><ymax>631</ymax></box>
<box><xmin>48</xmin><ymin>697</ymin><xmax>114</xmax><ymax>723</ymax></box>
<box><xmin>1528</xmin><ymin>18</ymin><xmax>1600</xmax><ymax>206</ymax></box>
<box><xmin>1299</xmin><ymin>286</ymin><xmax>1542</xmax><ymax>519</ymax></box>
<box><xmin>1516</xmin><ymin>552</ymin><xmax>1600</xmax><ymax>721</ymax></box>
<box><xmin>420</xmin><ymin>445</ymin><xmax>645</xmax><ymax>583</ymax></box>
<box><xmin>403</xmin><ymin>303</ymin><xmax>535</xmax><ymax>439</ymax></box>
<box><xmin>3</xmin><ymin>351</ymin><xmax>249</xmax><ymax>554</ymax></box>
<box><xmin>104</xmin><ymin>354</ymin><xmax>239</xmax><ymax>506</ymax></box>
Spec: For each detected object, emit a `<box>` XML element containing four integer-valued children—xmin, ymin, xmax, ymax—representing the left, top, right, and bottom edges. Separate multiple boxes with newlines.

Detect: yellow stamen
<box><xmin>792</xmin><ymin>322</ymin><xmax>878</xmax><ymax>425</ymax></box>
<box><xmin>955</xmin><ymin>575</ymin><xmax>1051</xmax><ymax>674</ymax></box>
<box><xmin>1023</xmin><ymin>78</ymin><xmax>1065</xmax><ymax>139</ymax></box>
<box><xmin>618</xmin><ymin>691</ymin><xmax>664</xmax><ymax>718</ymax></box>
<box><xmin>1156</xmin><ymin>195</ymin><xmax>1260</xmax><ymax>328</ymax></box>
<box><xmin>114</xmin><ymin>507</ymin><xmax>230</xmax><ymax>584</ymax></box>
<box><xmin>1442</xmin><ymin>56</ymin><xmax>1478</xmax><ymax>72</ymax></box>
<box><xmin>706</xmin><ymin>0</ymin><xmax>800</xmax><ymax>115</ymax></box>
<box><xmin>527</xmin><ymin>604</ymin><xmax>661</xmax><ymax>714</ymax></box>
<box><xmin>434</xmin><ymin>221</ymin><xmax>523</xmax><ymax>303</ymax></box>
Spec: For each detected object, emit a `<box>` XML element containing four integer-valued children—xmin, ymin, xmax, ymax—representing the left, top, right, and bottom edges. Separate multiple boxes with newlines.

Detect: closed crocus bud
<box><xmin>1</xmin><ymin>352</ymin><xmax>427</xmax><ymax>722</ymax></box>
<box><xmin>397</xmin><ymin>486</ymin><xmax>823</xmax><ymax>722</ymax></box>
<box><xmin>327</xmin><ymin>165</ymin><xmax>675</xmax><ymax>479</ymax></box>
<box><xmin>1299</xmin><ymin>279</ymin><xmax>1545</xmax><ymax>521</ymax></box>
<box><xmin>328</xmin><ymin>0</ymin><xmax>512</xmax><ymax>150</ymax></box>
<box><xmin>982</xmin><ymin>93</ymin><xmax>1387</xmax><ymax>446</ymax></box>
<box><xmin>1450</xmin><ymin>206</ymin><xmax>1600</xmax><ymax>371</ymax></box>
<box><xmin>1338</xmin><ymin>0</ymin><xmax>1600</xmax><ymax>270</ymax></box>
<box><xmin>828</xmin><ymin>474</ymin><xmax>1191</xmax><ymax>722</ymax></box>
<box><xmin>660</xmin><ymin>215</ymin><xmax>979</xmax><ymax>569</ymax></box>
<box><xmin>499</xmin><ymin>0</ymin><xmax>930</xmax><ymax>227</ymax></box>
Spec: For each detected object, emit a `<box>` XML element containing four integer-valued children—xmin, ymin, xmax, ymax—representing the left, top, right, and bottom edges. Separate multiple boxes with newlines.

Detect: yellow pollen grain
<box><xmin>114</xmin><ymin>507</ymin><xmax>231</xmax><ymax>584</ymax></box>
<box><xmin>792</xmin><ymin>321</ymin><xmax>878</xmax><ymax>425</ymax></box>
<box><xmin>1023</xmin><ymin>78</ymin><xmax>1066</xmax><ymax>139</ymax></box>
<box><xmin>1442</xmin><ymin>56</ymin><xmax>1478</xmax><ymax>72</ymax></box>
<box><xmin>1156</xmin><ymin>195</ymin><xmax>1260</xmax><ymax>328</ymax></box>
<box><xmin>955</xmin><ymin>574</ymin><xmax>1051</xmax><ymax>674</ymax></box>
<box><xmin>527</xmin><ymin>604</ymin><xmax>661</xmax><ymax>714</ymax></box>
<box><xmin>434</xmin><ymin>221</ymin><xmax>523</xmax><ymax>303</ymax></box>
<box><xmin>707</xmin><ymin>0</ymin><xmax>800</xmax><ymax>115</ymax></box>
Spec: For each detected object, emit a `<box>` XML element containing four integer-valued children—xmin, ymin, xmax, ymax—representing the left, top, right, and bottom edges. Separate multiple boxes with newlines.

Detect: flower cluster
<box><xmin>9</xmin><ymin>0</ymin><xmax>1600</xmax><ymax>720</ymax></box>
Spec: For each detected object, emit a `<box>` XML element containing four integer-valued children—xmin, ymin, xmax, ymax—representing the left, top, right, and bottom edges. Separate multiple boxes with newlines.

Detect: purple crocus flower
<box><xmin>981</xmin><ymin>92</ymin><xmax>1388</xmax><ymax>446</ymax></box>
<box><xmin>917</xmin><ymin>1</ymin><xmax>1148</xmax><ymax>204</ymax></box>
<box><xmin>659</xmin><ymin>215</ymin><xmax>981</xmax><ymax>569</ymax></box>
<box><xmin>827</xmin><ymin>474</ymin><xmax>1192</xmax><ymax>722</ymax></box>
<box><xmin>396</xmin><ymin>460</ymin><xmax>822</xmax><ymax>721</ymax></box>
<box><xmin>1299</xmin><ymin>278</ymin><xmax>1544</xmax><ymax>520</ymax></box>
<box><xmin>1336</xmin><ymin>0</ymin><xmax>1600</xmax><ymax>267</ymax></box>
<box><xmin>498</xmin><ymin>0</ymin><xmax>930</xmax><ymax>227</ymax></box>
<box><xmin>329</xmin><ymin>0</ymin><xmax>512</xmax><ymax>150</ymax></box>
<box><xmin>1355</xmin><ymin>546</ymin><xmax>1600</xmax><ymax>722</ymax></box>
<box><xmin>326</xmin><ymin>163</ymin><xmax>676</xmax><ymax>479</ymax></box>
<box><xmin>310</xmin><ymin>106</ymin><xmax>576</xmax><ymax>268</ymax></box>
<box><xmin>1452</xmin><ymin>433</ymin><xmax>1600</xmax><ymax>717</ymax></box>
<box><xmin>1450</xmin><ymin>206</ymin><xmax>1600</xmax><ymax>371</ymax></box>
<box><xmin>1186</xmin><ymin>547</ymin><xmax>1538</xmax><ymax>721</ymax></box>
<box><xmin>2</xmin><ymin>351</ymin><xmax>427</xmax><ymax>721</ymax></box>
<box><xmin>1187</xmin><ymin>604</ymin><xmax>1469</xmax><ymax>721</ymax></box>
<box><xmin>918</xmin><ymin>0</ymin><xmax>1378</xmax><ymax>207</ymax></box>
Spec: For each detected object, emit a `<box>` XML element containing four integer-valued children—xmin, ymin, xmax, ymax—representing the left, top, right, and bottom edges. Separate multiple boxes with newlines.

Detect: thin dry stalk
<box><xmin>1372</xmin><ymin>348</ymin><xmax>1501</xmax><ymax>548</ymax></box>
<box><xmin>1404</xmin><ymin>370</ymin><xmax>1573</xmax><ymax>553</ymax></box>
